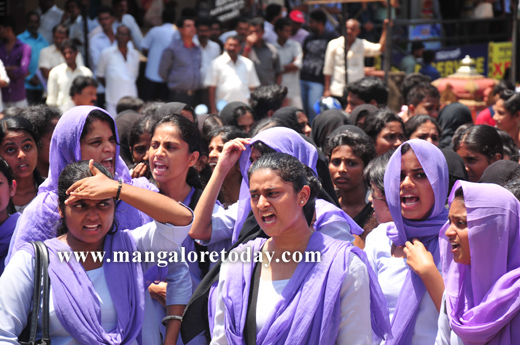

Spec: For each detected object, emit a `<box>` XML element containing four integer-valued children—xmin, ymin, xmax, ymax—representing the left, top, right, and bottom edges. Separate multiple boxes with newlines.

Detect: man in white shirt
<box><xmin>37</xmin><ymin>0</ymin><xmax>63</xmax><ymax>43</ymax></box>
<box><xmin>141</xmin><ymin>5</ymin><xmax>178</xmax><ymax>102</ymax></box>
<box><xmin>273</xmin><ymin>18</ymin><xmax>303</xmax><ymax>108</ymax></box>
<box><xmin>46</xmin><ymin>40</ymin><xmax>92</xmax><ymax>112</ymax></box>
<box><xmin>112</xmin><ymin>0</ymin><xmax>144</xmax><ymax>50</ymax></box>
<box><xmin>38</xmin><ymin>24</ymin><xmax>84</xmax><ymax>81</ymax></box>
<box><xmin>323</xmin><ymin>19</ymin><xmax>388</xmax><ymax>105</ymax></box>
<box><xmin>204</xmin><ymin>36</ymin><xmax>260</xmax><ymax>113</ymax></box>
<box><xmin>97</xmin><ymin>25</ymin><xmax>140</xmax><ymax>117</ymax></box>
<box><xmin>194</xmin><ymin>17</ymin><xmax>221</xmax><ymax>108</ymax></box>
<box><xmin>89</xmin><ymin>6</ymin><xmax>116</xmax><ymax>108</ymax></box>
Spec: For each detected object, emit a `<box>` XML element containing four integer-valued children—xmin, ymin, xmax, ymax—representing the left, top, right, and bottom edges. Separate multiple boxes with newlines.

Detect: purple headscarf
<box><xmin>233</xmin><ymin>127</ymin><xmax>319</xmax><ymax>242</ymax></box>
<box><xmin>21</xmin><ymin>230</ymin><xmax>144</xmax><ymax>344</ymax></box>
<box><xmin>0</xmin><ymin>212</ymin><xmax>20</xmax><ymax>274</ymax></box>
<box><xmin>221</xmin><ymin>231</ymin><xmax>391</xmax><ymax>344</ymax></box>
<box><xmin>7</xmin><ymin>106</ymin><xmax>154</xmax><ymax>261</ymax></box>
<box><xmin>440</xmin><ymin>181</ymin><xmax>520</xmax><ymax>344</ymax></box>
<box><xmin>383</xmin><ymin>139</ymin><xmax>449</xmax><ymax>344</ymax></box>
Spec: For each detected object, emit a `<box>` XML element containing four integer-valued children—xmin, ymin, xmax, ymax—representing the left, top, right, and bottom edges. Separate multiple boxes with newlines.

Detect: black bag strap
<box><xmin>27</xmin><ymin>241</ymin><xmax>42</xmax><ymax>343</ymax></box>
<box><xmin>34</xmin><ymin>241</ymin><xmax>51</xmax><ymax>343</ymax></box>
<box><xmin>244</xmin><ymin>262</ymin><xmax>262</xmax><ymax>345</ymax></box>
<box><xmin>25</xmin><ymin>241</ymin><xmax>51</xmax><ymax>345</ymax></box>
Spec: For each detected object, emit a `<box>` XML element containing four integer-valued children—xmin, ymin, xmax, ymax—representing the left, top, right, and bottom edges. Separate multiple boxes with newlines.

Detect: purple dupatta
<box><xmin>7</xmin><ymin>106</ymin><xmax>155</xmax><ymax>261</ymax></box>
<box><xmin>0</xmin><ymin>213</ymin><xmax>20</xmax><ymax>275</ymax></box>
<box><xmin>21</xmin><ymin>230</ymin><xmax>144</xmax><ymax>344</ymax></box>
<box><xmin>383</xmin><ymin>139</ymin><xmax>449</xmax><ymax>344</ymax></box>
<box><xmin>221</xmin><ymin>231</ymin><xmax>391</xmax><ymax>344</ymax></box>
<box><xmin>440</xmin><ymin>181</ymin><xmax>520</xmax><ymax>345</ymax></box>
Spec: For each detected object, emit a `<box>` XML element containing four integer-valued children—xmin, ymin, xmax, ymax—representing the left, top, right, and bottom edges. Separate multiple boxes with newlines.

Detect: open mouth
<box><xmin>83</xmin><ymin>224</ymin><xmax>100</xmax><ymax>232</ymax></box>
<box><xmin>401</xmin><ymin>195</ymin><xmax>419</xmax><ymax>207</ymax></box>
<box><xmin>451</xmin><ymin>242</ymin><xmax>460</xmax><ymax>250</ymax></box>
<box><xmin>101</xmin><ymin>157</ymin><xmax>113</xmax><ymax>171</ymax></box>
<box><xmin>262</xmin><ymin>213</ymin><xmax>276</xmax><ymax>225</ymax></box>
<box><xmin>153</xmin><ymin>161</ymin><xmax>169</xmax><ymax>176</ymax></box>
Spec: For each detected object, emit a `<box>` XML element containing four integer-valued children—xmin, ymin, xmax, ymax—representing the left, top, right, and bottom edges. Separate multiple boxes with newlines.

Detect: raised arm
<box><xmin>189</xmin><ymin>138</ymin><xmax>250</xmax><ymax>241</ymax></box>
<box><xmin>66</xmin><ymin>160</ymin><xmax>192</xmax><ymax>226</ymax></box>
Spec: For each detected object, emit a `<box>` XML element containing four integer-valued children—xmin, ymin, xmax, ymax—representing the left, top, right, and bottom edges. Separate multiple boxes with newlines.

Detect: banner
<box><xmin>488</xmin><ymin>42</ymin><xmax>512</xmax><ymax>80</ymax></box>
<box><xmin>210</xmin><ymin>0</ymin><xmax>246</xmax><ymax>22</ymax></box>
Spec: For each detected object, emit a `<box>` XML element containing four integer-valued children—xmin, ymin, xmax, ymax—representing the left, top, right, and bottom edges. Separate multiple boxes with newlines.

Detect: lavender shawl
<box><xmin>21</xmin><ymin>231</ymin><xmax>144</xmax><ymax>344</ymax></box>
<box><xmin>233</xmin><ymin>127</ymin><xmax>361</xmax><ymax>242</ymax></box>
<box><xmin>0</xmin><ymin>213</ymin><xmax>20</xmax><ymax>275</ymax></box>
<box><xmin>383</xmin><ymin>139</ymin><xmax>449</xmax><ymax>344</ymax></box>
<box><xmin>221</xmin><ymin>231</ymin><xmax>391</xmax><ymax>344</ymax></box>
<box><xmin>7</xmin><ymin>106</ymin><xmax>154</xmax><ymax>261</ymax></box>
<box><xmin>440</xmin><ymin>181</ymin><xmax>520</xmax><ymax>345</ymax></box>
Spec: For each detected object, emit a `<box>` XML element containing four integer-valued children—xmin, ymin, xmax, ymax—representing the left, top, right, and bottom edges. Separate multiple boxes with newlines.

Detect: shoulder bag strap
<box><xmin>27</xmin><ymin>241</ymin><xmax>43</xmax><ymax>343</ymax></box>
<box><xmin>35</xmin><ymin>241</ymin><xmax>51</xmax><ymax>344</ymax></box>
<box><xmin>244</xmin><ymin>262</ymin><xmax>261</xmax><ymax>345</ymax></box>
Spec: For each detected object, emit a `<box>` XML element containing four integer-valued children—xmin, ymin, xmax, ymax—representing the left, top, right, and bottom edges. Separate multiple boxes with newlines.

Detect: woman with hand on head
<box><xmin>8</xmin><ymin>106</ymin><xmax>159</xmax><ymax>257</ymax></box>
<box><xmin>5</xmin><ymin>106</ymin><xmax>190</xmax><ymax>345</ymax></box>
<box><xmin>0</xmin><ymin>160</ymin><xmax>192</xmax><ymax>344</ymax></box>
<box><xmin>436</xmin><ymin>181</ymin><xmax>520</xmax><ymax>344</ymax></box>
<box><xmin>364</xmin><ymin>139</ymin><xmax>448</xmax><ymax>345</ymax></box>
<box><xmin>211</xmin><ymin>152</ymin><xmax>391</xmax><ymax>344</ymax></box>
<box><xmin>0</xmin><ymin>116</ymin><xmax>45</xmax><ymax>213</ymax></box>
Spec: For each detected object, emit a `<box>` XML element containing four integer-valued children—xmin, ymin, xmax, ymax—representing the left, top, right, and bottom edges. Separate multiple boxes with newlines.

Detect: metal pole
<box><xmin>383</xmin><ymin>0</ymin><xmax>392</xmax><ymax>85</ymax></box>
<box><xmin>511</xmin><ymin>0</ymin><xmax>518</xmax><ymax>83</ymax></box>
<box><xmin>342</xmin><ymin>3</ymin><xmax>348</xmax><ymax>99</ymax></box>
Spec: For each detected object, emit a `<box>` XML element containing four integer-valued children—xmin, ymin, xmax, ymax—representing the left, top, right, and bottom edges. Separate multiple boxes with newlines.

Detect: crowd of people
<box><xmin>0</xmin><ymin>1</ymin><xmax>519</xmax><ymax>345</ymax></box>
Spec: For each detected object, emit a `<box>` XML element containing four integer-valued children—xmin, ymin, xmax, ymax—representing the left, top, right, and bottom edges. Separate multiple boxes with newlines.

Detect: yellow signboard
<box><xmin>488</xmin><ymin>42</ymin><xmax>512</xmax><ymax>80</ymax></box>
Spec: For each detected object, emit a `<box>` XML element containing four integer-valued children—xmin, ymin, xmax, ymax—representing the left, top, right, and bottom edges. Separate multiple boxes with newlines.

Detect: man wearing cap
<box><xmin>400</xmin><ymin>41</ymin><xmax>424</xmax><ymax>74</ymax></box>
<box><xmin>288</xmin><ymin>10</ymin><xmax>309</xmax><ymax>46</ymax></box>
<box><xmin>322</xmin><ymin>18</ymin><xmax>388</xmax><ymax>104</ymax></box>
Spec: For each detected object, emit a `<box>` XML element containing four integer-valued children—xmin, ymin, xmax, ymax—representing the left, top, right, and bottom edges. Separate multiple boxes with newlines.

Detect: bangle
<box><xmin>115</xmin><ymin>178</ymin><xmax>122</xmax><ymax>201</ymax></box>
<box><xmin>162</xmin><ymin>315</ymin><xmax>183</xmax><ymax>325</ymax></box>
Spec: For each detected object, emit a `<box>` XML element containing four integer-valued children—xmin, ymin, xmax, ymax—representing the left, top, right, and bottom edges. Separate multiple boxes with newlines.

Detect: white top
<box><xmin>263</xmin><ymin>21</ymin><xmax>278</xmax><ymax>45</ymax></box>
<box><xmin>323</xmin><ymin>37</ymin><xmax>382</xmax><ymax>97</ymax></box>
<box><xmin>204</xmin><ymin>53</ymin><xmax>260</xmax><ymax>104</ymax></box>
<box><xmin>256</xmin><ymin>278</ymin><xmax>289</xmax><ymax>331</ymax></box>
<box><xmin>96</xmin><ymin>45</ymin><xmax>140</xmax><ymax>110</ymax></box>
<box><xmin>38</xmin><ymin>44</ymin><xmax>84</xmax><ymax>71</ymax></box>
<box><xmin>0</xmin><ymin>59</ymin><xmax>10</xmax><ymax>112</ymax></box>
<box><xmin>37</xmin><ymin>5</ymin><xmax>64</xmax><ymax>44</ymax></box>
<box><xmin>142</xmin><ymin>23</ymin><xmax>179</xmax><ymax>82</ymax></box>
<box><xmin>194</xmin><ymin>37</ymin><xmax>222</xmax><ymax>86</ymax></box>
<box><xmin>435</xmin><ymin>294</ymin><xmax>464</xmax><ymax>345</ymax></box>
<box><xmin>46</xmin><ymin>63</ymin><xmax>93</xmax><ymax>111</ymax></box>
<box><xmin>0</xmin><ymin>219</ymin><xmax>192</xmax><ymax>344</ymax></box>
<box><xmin>364</xmin><ymin>224</ymin><xmax>440</xmax><ymax>345</ymax></box>
<box><xmin>89</xmin><ymin>31</ymin><xmax>115</xmax><ymax>94</ymax></box>
<box><xmin>273</xmin><ymin>39</ymin><xmax>302</xmax><ymax>99</ymax></box>
<box><xmin>211</xmin><ymin>250</ymin><xmax>372</xmax><ymax>344</ymax></box>
<box><xmin>67</xmin><ymin>15</ymin><xmax>98</xmax><ymax>58</ymax></box>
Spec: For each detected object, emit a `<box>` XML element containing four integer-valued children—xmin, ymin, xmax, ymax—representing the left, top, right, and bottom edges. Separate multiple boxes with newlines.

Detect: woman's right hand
<box><xmin>215</xmin><ymin>138</ymin><xmax>250</xmax><ymax>175</ymax></box>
